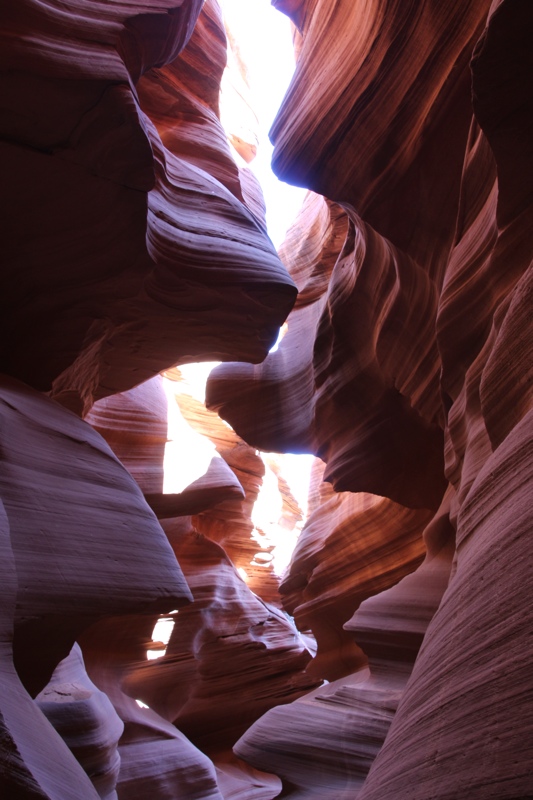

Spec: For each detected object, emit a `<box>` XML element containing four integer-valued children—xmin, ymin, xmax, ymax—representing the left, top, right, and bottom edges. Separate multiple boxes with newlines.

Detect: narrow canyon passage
<box><xmin>0</xmin><ymin>0</ymin><xmax>532</xmax><ymax>798</ymax></box>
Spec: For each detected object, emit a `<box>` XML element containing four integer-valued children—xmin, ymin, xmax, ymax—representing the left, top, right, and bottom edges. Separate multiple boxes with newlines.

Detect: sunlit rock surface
<box><xmin>80</xmin><ymin>618</ymin><xmax>226</xmax><ymax>800</ymax></box>
<box><xmin>208</xmin><ymin>0</ymin><xmax>533</xmax><ymax>796</ymax></box>
<box><xmin>85</xmin><ymin>370</ymin><xmax>316</xmax><ymax>794</ymax></box>
<box><xmin>1</xmin><ymin>0</ymin><xmax>532</xmax><ymax>797</ymax></box>
<box><xmin>123</xmin><ymin>518</ymin><xmax>317</xmax><ymax>751</ymax></box>
<box><xmin>279</xmin><ymin>465</ymin><xmax>433</xmax><ymax>680</ymax></box>
<box><xmin>236</xmin><ymin>495</ymin><xmax>455</xmax><ymax>799</ymax></box>
<box><xmin>168</xmin><ymin>367</ymin><xmax>307</xmax><ymax>603</ymax></box>
<box><xmin>0</xmin><ymin>0</ymin><xmax>296</xmax><ymax>414</ymax></box>
<box><xmin>207</xmin><ymin>191</ymin><xmax>447</xmax><ymax>510</ymax></box>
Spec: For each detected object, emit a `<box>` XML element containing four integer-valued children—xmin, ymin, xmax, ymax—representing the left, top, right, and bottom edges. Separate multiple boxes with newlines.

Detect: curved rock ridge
<box><xmin>279</xmin><ymin>479</ymin><xmax>432</xmax><ymax>681</ymax></box>
<box><xmin>0</xmin><ymin>374</ymin><xmax>191</xmax><ymax>699</ymax></box>
<box><xmin>0</xmin><ymin>0</ymin><xmax>532</xmax><ymax>796</ymax></box>
<box><xmin>270</xmin><ymin>0</ymin><xmax>490</xmax><ymax>270</ymax></box>
<box><xmin>79</xmin><ymin>617</ymin><xmax>226</xmax><ymax>800</ymax></box>
<box><xmin>359</xmin><ymin>413</ymin><xmax>533</xmax><ymax>800</ymax></box>
<box><xmin>83</xmin><ymin>370</ymin><xmax>314</xmax><ymax>793</ymax></box>
<box><xmin>86</xmin><ymin>376</ymin><xmax>169</xmax><ymax>495</ymax></box>
<box><xmin>86</xmin><ymin>374</ymin><xmax>245</xmax><ymax>519</ymax></box>
<box><xmin>210</xmin><ymin>0</ymin><xmax>532</xmax><ymax>796</ymax></box>
<box><xmin>207</xmin><ymin>193</ymin><xmax>446</xmax><ymax>509</ymax></box>
<box><xmin>122</xmin><ymin>517</ymin><xmax>319</xmax><ymax>752</ymax></box>
<box><xmin>357</xmin><ymin>3</ymin><xmax>533</xmax><ymax>796</ymax></box>
<box><xmin>168</xmin><ymin>368</ymin><xmax>305</xmax><ymax>604</ymax></box>
<box><xmin>234</xmin><ymin>496</ymin><xmax>455</xmax><ymax>798</ymax></box>
<box><xmin>89</xmin><ymin>368</ymin><xmax>304</xmax><ymax>604</ymax></box>
<box><xmin>36</xmin><ymin>644</ymin><xmax>123</xmax><ymax>799</ymax></box>
<box><xmin>0</xmin><ymin>0</ymin><xmax>296</xmax><ymax>413</ymax></box>
<box><xmin>214</xmin><ymin>755</ymin><xmax>281</xmax><ymax>800</ymax></box>
<box><xmin>0</xmin><ymin>500</ymin><xmax>101</xmax><ymax>799</ymax></box>
<box><xmin>136</xmin><ymin>0</ymin><xmax>245</xmax><ymax>202</ymax></box>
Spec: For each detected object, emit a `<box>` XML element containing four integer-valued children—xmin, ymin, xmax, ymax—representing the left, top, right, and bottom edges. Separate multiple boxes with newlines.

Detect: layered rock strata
<box><xmin>235</xmin><ymin>495</ymin><xmax>455</xmax><ymax>798</ymax></box>
<box><xmin>279</xmin><ymin>478</ymin><xmax>432</xmax><ymax>680</ymax></box>
<box><xmin>85</xmin><ymin>373</ymin><xmax>316</xmax><ymax>793</ymax></box>
<box><xmin>0</xmin><ymin>0</ymin><xmax>532</xmax><ymax>797</ymax></box>
<box><xmin>208</xmin><ymin>0</ymin><xmax>533</xmax><ymax>796</ymax></box>
<box><xmin>0</xmin><ymin>0</ymin><xmax>296</xmax><ymax>414</ymax></box>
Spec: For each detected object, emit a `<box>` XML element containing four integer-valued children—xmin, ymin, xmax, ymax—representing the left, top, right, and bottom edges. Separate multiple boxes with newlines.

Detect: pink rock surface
<box><xmin>0</xmin><ymin>0</ymin><xmax>296</xmax><ymax>413</ymax></box>
<box><xmin>80</xmin><ymin>618</ymin><xmax>225</xmax><ymax>800</ymax></box>
<box><xmin>87</xmin><ymin>375</ymin><xmax>245</xmax><ymax>518</ymax></box>
<box><xmin>279</xmin><ymin>482</ymin><xmax>432</xmax><ymax>680</ymax></box>
<box><xmin>36</xmin><ymin>644</ymin><xmax>123</xmax><ymax>799</ymax></box>
<box><xmin>207</xmin><ymin>191</ymin><xmax>447</xmax><ymax>510</ymax></box>
<box><xmin>208</xmin><ymin>0</ymin><xmax>533</xmax><ymax>795</ymax></box>
<box><xmin>122</xmin><ymin>518</ymin><xmax>318</xmax><ymax>752</ymax></box>
<box><xmin>0</xmin><ymin>500</ymin><xmax>100</xmax><ymax>799</ymax></box>
<box><xmin>86</xmin><ymin>376</ymin><xmax>169</xmax><ymax>495</ymax></box>
<box><xmin>1</xmin><ymin>0</ymin><xmax>532</xmax><ymax>795</ymax></box>
<box><xmin>234</xmin><ymin>496</ymin><xmax>455</xmax><ymax>798</ymax></box>
<box><xmin>170</xmin><ymin>371</ymin><xmax>300</xmax><ymax>604</ymax></box>
<box><xmin>0</xmin><ymin>375</ymin><xmax>191</xmax><ymax>696</ymax></box>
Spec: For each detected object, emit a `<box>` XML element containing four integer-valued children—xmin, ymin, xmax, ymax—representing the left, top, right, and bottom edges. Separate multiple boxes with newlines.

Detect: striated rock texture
<box><xmin>79</xmin><ymin>616</ymin><xmax>226</xmax><ymax>800</ymax></box>
<box><xmin>236</xmin><ymin>494</ymin><xmax>456</xmax><ymax>798</ymax></box>
<box><xmin>123</xmin><ymin>517</ymin><xmax>317</xmax><ymax>752</ymax></box>
<box><xmin>279</xmin><ymin>470</ymin><xmax>432</xmax><ymax>680</ymax></box>
<box><xmin>207</xmin><ymin>0</ymin><xmax>533</xmax><ymax>796</ymax></box>
<box><xmin>0</xmin><ymin>499</ymin><xmax>102</xmax><ymax>799</ymax></box>
<box><xmin>84</xmin><ymin>370</ymin><xmax>316</xmax><ymax>794</ymax></box>
<box><xmin>36</xmin><ymin>644</ymin><xmax>123</xmax><ymax>800</ymax></box>
<box><xmin>0</xmin><ymin>375</ymin><xmax>191</xmax><ymax>698</ymax></box>
<box><xmin>1</xmin><ymin>0</ymin><xmax>532</xmax><ymax>797</ymax></box>
<box><xmin>0</xmin><ymin>0</ymin><xmax>296</xmax><ymax>414</ymax></box>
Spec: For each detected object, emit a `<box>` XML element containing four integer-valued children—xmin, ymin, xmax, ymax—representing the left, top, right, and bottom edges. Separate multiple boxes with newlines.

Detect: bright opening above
<box><xmin>218</xmin><ymin>0</ymin><xmax>306</xmax><ymax>247</ymax></box>
<box><xmin>152</xmin><ymin>3</ymin><xmax>314</xmax><ymax>665</ymax></box>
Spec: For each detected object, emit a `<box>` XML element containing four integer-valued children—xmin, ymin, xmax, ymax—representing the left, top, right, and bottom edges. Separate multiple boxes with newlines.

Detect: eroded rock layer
<box><xmin>0</xmin><ymin>0</ymin><xmax>296</xmax><ymax>415</ymax></box>
<box><xmin>207</xmin><ymin>0</ymin><xmax>533</xmax><ymax>796</ymax></box>
<box><xmin>1</xmin><ymin>0</ymin><xmax>532</xmax><ymax>797</ymax></box>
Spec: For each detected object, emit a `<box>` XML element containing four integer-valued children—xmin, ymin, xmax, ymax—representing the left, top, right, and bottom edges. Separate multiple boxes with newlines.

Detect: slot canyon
<box><xmin>0</xmin><ymin>0</ymin><xmax>532</xmax><ymax>797</ymax></box>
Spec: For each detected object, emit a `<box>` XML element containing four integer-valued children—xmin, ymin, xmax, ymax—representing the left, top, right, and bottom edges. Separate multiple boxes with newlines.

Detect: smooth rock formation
<box><xmin>0</xmin><ymin>500</ymin><xmax>101</xmax><ymax>799</ymax></box>
<box><xmin>207</xmin><ymin>192</ymin><xmax>447</xmax><ymax>510</ymax></box>
<box><xmin>1</xmin><ymin>0</ymin><xmax>532</xmax><ymax>797</ymax></box>
<box><xmin>279</xmin><ymin>475</ymin><xmax>432</xmax><ymax>680</ymax></box>
<box><xmin>123</xmin><ymin>517</ymin><xmax>318</xmax><ymax>752</ymax></box>
<box><xmin>36</xmin><ymin>645</ymin><xmax>123</xmax><ymax>799</ymax></box>
<box><xmin>84</xmin><ymin>371</ymin><xmax>316</xmax><ymax>794</ymax></box>
<box><xmin>234</xmin><ymin>493</ymin><xmax>455</xmax><ymax>798</ymax></box>
<box><xmin>206</xmin><ymin>0</ymin><xmax>533</xmax><ymax>795</ymax></box>
<box><xmin>0</xmin><ymin>375</ymin><xmax>191</xmax><ymax>697</ymax></box>
<box><xmin>79</xmin><ymin>618</ymin><xmax>225</xmax><ymax>800</ymax></box>
<box><xmin>0</xmin><ymin>0</ymin><xmax>296</xmax><ymax>414</ymax></box>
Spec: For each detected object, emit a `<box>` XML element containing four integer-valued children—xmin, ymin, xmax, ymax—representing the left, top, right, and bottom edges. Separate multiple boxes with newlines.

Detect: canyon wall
<box><xmin>1</xmin><ymin>0</ymin><xmax>532</xmax><ymax>798</ymax></box>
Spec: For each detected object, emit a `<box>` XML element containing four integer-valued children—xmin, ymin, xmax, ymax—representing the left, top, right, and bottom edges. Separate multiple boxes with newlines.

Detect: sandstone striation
<box><xmin>279</xmin><ymin>477</ymin><xmax>432</xmax><ymax>680</ymax></box>
<box><xmin>207</xmin><ymin>191</ymin><xmax>447</xmax><ymax>510</ymax></box>
<box><xmin>207</xmin><ymin>0</ymin><xmax>533</xmax><ymax>795</ymax></box>
<box><xmin>123</xmin><ymin>518</ymin><xmax>317</xmax><ymax>751</ymax></box>
<box><xmin>1</xmin><ymin>0</ymin><xmax>532</xmax><ymax>797</ymax></box>
<box><xmin>36</xmin><ymin>645</ymin><xmax>124</xmax><ymax>799</ymax></box>
<box><xmin>235</xmin><ymin>494</ymin><xmax>456</xmax><ymax>798</ymax></box>
<box><xmin>0</xmin><ymin>375</ymin><xmax>191</xmax><ymax>698</ymax></box>
<box><xmin>0</xmin><ymin>0</ymin><xmax>296</xmax><ymax>414</ymax></box>
<box><xmin>84</xmin><ymin>370</ymin><xmax>316</xmax><ymax>794</ymax></box>
<box><xmin>79</xmin><ymin>617</ymin><xmax>226</xmax><ymax>800</ymax></box>
<box><xmin>0</xmin><ymin>500</ymin><xmax>101</xmax><ymax>799</ymax></box>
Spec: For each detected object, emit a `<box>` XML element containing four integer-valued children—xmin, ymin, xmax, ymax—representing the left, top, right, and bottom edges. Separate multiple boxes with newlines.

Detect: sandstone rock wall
<box><xmin>208</xmin><ymin>0</ymin><xmax>533</xmax><ymax>796</ymax></box>
<box><xmin>1</xmin><ymin>0</ymin><xmax>532</xmax><ymax>798</ymax></box>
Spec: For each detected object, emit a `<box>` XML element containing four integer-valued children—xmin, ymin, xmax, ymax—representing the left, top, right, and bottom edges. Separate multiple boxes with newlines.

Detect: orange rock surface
<box><xmin>1</xmin><ymin>0</ymin><xmax>532</xmax><ymax>797</ymax></box>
